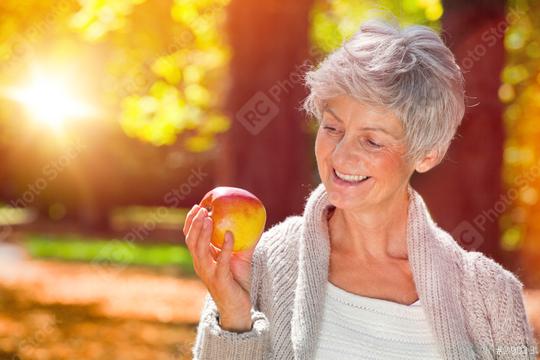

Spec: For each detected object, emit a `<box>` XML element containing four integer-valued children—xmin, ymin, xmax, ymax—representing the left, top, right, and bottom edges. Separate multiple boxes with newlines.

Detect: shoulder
<box><xmin>461</xmin><ymin>250</ymin><xmax>526</xmax><ymax>324</ymax></box>
<box><xmin>434</xmin><ymin>225</ymin><xmax>532</xmax><ymax>339</ymax></box>
<box><xmin>463</xmin><ymin>250</ymin><xmax>523</xmax><ymax>291</ymax></box>
<box><xmin>431</xmin><ymin>227</ymin><xmax>524</xmax><ymax>306</ymax></box>
<box><xmin>431</xmin><ymin>226</ymin><xmax>522</xmax><ymax>290</ymax></box>
<box><xmin>462</xmin><ymin>252</ymin><xmax>537</xmax><ymax>352</ymax></box>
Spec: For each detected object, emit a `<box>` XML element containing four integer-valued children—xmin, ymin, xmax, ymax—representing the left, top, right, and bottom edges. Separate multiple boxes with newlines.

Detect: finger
<box><xmin>182</xmin><ymin>205</ymin><xmax>198</xmax><ymax>235</ymax></box>
<box><xmin>208</xmin><ymin>243</ymin><xmax>220</xmax><ymax>262</ymax></box>
<box><xmin>182</xmin><ymin>204</ymin><xmax>200</xmax><ymax>235</ymax></box>
<box><xmin>215</xmin><ymin>231</ymin><xmax>234</xmax><ymax>278</ymax></box>
<box><xmin>196</xmin><ymin>214</ymin><xmax>215</xmax><ymax>271</ymax></box>
<box><xmin>185</xmin><ymin>207</ymin><xmax>205</xmax><ymax>255</ymax></box>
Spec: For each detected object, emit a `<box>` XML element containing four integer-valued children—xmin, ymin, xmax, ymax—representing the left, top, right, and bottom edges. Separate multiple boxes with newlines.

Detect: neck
<box><xmin>328</xmin><ymin>185</ymin><xmax>411</xmax><ymax>260</ymax></box>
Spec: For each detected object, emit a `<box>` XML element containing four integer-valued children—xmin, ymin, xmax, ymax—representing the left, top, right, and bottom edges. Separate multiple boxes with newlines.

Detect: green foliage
<box><xmin>0</xmin><ymin>0</ymin><xmax>444</xmax><ymax>151</ymax></box>
<box><xmin>70</xmin><ymin>0</ymin><xmax>148</xmax><ymax>41</ymax></box>
<box><xmin>70</xmin><ymin>0</ymin><xmax>232</xmax><ymax>150</ymax></box>
<box><xmin>0</xmin><ymin>1</ymin><xmax>76</xmax><ymax>71</ymax></box>
<box><xmin>0</xmin><ymin>0</ymin><xmax>230</xmax><ymax>152</ymax></box>
<box><xmin>310</xmin><ymin>0</ymin><xmax>443</xmax><ymax>54</ymax></box>
<box><xmin>23</xmin><ymin>233</ymin><xmax>194</xmax><ymax>272</ymax></box>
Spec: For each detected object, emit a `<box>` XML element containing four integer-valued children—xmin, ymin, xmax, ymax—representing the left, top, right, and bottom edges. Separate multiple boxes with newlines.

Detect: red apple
<box><xmin>199</xmin><ymin>186</ymin><xmax>266</xmax><ymax>252</ymax></box>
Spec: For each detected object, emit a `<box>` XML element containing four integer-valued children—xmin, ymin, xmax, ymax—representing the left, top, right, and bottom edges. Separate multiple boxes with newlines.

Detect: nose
<box><xmin>331</xmin><ymin>136</ymin><xmax>365</xmax><ymax>171</ymax></box>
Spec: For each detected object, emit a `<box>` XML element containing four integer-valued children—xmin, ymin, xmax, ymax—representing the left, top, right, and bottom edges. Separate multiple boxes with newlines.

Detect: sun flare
<box><xmin>5</xmin><ymin>73</ymin><xmax>94</xmax><ymax>130</ymax></box>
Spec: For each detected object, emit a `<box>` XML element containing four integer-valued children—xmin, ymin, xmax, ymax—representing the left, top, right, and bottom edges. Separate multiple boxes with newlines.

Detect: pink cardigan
<box><xmin>193</xmin><ymin>183</ymin><xmax>537</xmax><ymax>359</ymax></box>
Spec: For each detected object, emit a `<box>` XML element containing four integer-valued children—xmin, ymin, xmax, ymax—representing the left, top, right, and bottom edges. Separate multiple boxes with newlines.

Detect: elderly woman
<box><xmin>184</xmin><ymin>20</ymin><xmax>537</xmax><ymax>359</ymax></box>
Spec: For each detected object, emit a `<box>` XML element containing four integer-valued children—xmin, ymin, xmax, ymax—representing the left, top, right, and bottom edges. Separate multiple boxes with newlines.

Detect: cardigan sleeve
<box><xmin>191</xmin><ymin>221</ymin><xmax>280</xmax><ymax>359</ymax></box>
<box><xmin>475</xmin><ymin>256</ymin><xmax>538</xmax><ymax>359</ymax></box>
<box><xmin>191</xmin><ymin>292</ymin><xmax>271</xmax><ymax>359</ymax></box>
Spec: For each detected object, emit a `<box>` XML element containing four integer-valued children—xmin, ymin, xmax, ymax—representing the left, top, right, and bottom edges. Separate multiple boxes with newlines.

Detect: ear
<box><xmin>414</xmin><ymin>149</ymin><xmax>440</xmax><ymax>173</ymax></box>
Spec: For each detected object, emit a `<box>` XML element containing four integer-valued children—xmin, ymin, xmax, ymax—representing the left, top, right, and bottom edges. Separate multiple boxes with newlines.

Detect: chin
<box><xmin>327</xmin><ymin>192</ymin><xmax>365</xmax><ymax>210</ymax></box>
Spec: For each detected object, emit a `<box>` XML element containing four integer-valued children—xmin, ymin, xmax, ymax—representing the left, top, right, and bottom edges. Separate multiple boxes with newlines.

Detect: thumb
<box><xmin>224</xmin><ymin>231</ymin><xmax>234</xmax><ymax>250</ymax></box>
<box><xmin>216</xmin><ymin>231</ymin><xmax>234</xmax><ymax>273</ymax></box>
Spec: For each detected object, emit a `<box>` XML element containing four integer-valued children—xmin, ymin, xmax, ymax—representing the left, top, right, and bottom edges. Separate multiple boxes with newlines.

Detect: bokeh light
<box><xmin>3</xmin><ymin>70</ymin><xmax>95</xmax><ymax>130</ymax></box>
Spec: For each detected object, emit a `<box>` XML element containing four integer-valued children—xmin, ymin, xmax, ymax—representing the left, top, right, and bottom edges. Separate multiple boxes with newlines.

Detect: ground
<box><xmin>0</xmin><ymin>258</ymin><xmax>207</xmax><ymax>360</ymax></box>
<box><xmin>1</xmin><ymin>256</ymin><xmax>540</xmax><ymax>359</ymax></box>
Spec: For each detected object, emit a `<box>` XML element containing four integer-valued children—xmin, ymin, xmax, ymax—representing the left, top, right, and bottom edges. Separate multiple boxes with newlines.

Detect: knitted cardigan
<box><xmin>192</xmin><ymin>183</ymin><xmax>538</xmax><ymax>359</ymax></box>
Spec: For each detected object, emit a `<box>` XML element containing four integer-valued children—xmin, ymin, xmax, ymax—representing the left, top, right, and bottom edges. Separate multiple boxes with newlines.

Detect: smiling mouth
<box><xmin>332</xmin><ymin>168</ymin><xmax>371</xmax><ymax>185</ymax></box>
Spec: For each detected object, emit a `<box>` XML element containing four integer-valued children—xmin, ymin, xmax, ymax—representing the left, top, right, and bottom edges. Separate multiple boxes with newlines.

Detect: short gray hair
<box><xmin>302</xmin><ymin>19</ymin><xmax>466</xmax><ymax>163</ymax></box>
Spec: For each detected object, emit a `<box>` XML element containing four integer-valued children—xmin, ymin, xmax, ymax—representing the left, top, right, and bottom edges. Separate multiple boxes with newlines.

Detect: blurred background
<box><xmin>1</xmin><ymin>0</ymin><xmax>540</xmax><ymax>358</ymax></box>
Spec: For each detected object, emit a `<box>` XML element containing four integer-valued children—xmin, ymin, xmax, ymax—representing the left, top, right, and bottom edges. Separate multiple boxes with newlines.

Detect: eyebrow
<box><xmin>323</xmin><ymin>107</ymin><xmax>399</xmax><ymax>139</ymax></box>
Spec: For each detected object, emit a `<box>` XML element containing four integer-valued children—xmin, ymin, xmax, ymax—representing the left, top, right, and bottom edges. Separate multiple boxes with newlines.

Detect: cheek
<box><xmin>370</xmin><ymin>149</ymin><xmax>409</xmax><ymax>178</ymax></box>
<box><xmin>315</xmin><ymin>132</ymin><xmax>332</xmax><ymax>161</ymax></box>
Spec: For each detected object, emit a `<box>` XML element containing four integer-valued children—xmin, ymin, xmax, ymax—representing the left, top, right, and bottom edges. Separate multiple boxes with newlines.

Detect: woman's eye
<box><xmin>366</xmin><ymin>139</ymin><xmax>382</xmax><ymax>148</ymax></box>
<box><xmin>323</xmin><ymin>126</ymin><xmax>339</xmax><ymax>134</ymax></box>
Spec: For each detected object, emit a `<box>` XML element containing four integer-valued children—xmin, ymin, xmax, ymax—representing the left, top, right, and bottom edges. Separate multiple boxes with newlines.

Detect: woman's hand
<box><xmin>183</xmin><ymin>204</ymin><xmax>256</xmax><ymax>332</ymax></box>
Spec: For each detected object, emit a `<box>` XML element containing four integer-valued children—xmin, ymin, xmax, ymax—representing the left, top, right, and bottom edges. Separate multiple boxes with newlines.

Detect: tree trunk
<box><xmin>219</xmin><ymin>0</ymin><xmax>315</xmax><ymax>227</ymax></box>
<box><xmin>411</xmin><ymin>0</ymin><xmax>506</xmax><ymax>260</ymax></box>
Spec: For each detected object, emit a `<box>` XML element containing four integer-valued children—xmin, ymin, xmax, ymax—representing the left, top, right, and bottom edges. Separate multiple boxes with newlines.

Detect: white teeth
<box><xmin>335</xmin><ymin>169</ymin><xmax>369</xmax><ymax>182</ymax></box>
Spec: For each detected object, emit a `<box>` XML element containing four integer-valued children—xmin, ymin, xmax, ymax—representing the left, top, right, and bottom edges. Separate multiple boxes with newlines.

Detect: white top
<box><xmin>313</xmin><ymin>281</ymin><xmax>443</xmax><ymax>359</ymax></box>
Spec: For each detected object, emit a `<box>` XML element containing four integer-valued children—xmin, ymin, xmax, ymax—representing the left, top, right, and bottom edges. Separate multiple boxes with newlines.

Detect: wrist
<box><xmin>218</xmin><ymin>309</ymin><xmax>253</xmax><ymax>332</ymax></box>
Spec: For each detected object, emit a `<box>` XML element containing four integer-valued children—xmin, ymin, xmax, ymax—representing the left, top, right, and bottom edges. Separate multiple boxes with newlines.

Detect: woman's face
<box><xmin>315</xmin><ymin>95</ymin><xmax>415</xmax><ymax>210</ymax></box>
